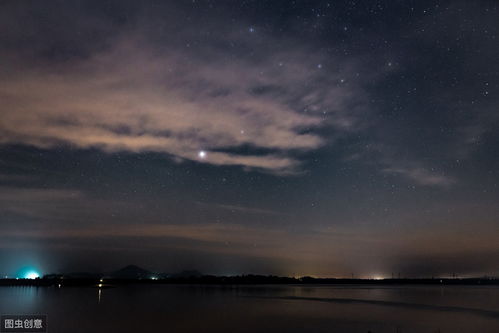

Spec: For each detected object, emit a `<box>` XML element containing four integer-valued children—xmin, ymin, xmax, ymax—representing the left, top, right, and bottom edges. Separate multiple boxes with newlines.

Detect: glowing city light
<box><xmin>16</xmin><ymin>267</ymin><xmax>41</xmax><ymax>279</ymax></box>
<box><xmin>24</xmin><ymin>271</ymin><xmax>40</xmax><ymax>279</ymax></box>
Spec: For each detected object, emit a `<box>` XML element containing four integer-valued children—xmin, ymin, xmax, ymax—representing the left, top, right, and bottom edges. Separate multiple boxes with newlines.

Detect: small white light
<box><xmin>198</xmin><ymin>151</ymin><xmax>207</xmax><ymax>159</ymax></box>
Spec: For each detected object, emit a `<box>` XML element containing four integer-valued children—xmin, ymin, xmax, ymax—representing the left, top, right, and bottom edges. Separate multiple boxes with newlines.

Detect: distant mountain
<box><xmin>109</xmin><ymin>265</ymin><xmax>152</xmax><ymax>279</ymax></box>
<box><xmin>43</xmin><ymin>265</ymin><xmax>204</xmax><ymax>280</ymax></box>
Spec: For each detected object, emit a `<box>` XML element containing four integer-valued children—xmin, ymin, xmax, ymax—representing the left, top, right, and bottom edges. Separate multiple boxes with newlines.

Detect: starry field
<box><xmin>0</xmin><ymin>0</ymin><xmax>499</xmax><ymax>280</ymax></box>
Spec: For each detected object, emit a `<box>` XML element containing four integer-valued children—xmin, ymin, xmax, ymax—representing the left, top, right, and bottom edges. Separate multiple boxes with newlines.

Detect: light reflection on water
<box><xmin>1</xmin><ymin>286</ymin><xmax>40</xmax><ymax>310</ymax></box>
<box><xmin>1</xmin><ymin>285</ymin><xmax>499</xmax><ymax>332</ymax></box>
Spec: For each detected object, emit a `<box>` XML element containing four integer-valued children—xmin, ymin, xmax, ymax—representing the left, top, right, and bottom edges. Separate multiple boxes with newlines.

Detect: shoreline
<box><xmin>1</xmin><ymin>277</ymin><xmax>498</xmax><ymax>287</ymax></box>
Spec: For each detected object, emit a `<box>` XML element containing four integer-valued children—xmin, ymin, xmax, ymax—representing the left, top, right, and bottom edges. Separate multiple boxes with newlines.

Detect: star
<box><xmin>198</xmin><ymin>151</ymin><xmax>207</xmax><ymax>159</ymax></box>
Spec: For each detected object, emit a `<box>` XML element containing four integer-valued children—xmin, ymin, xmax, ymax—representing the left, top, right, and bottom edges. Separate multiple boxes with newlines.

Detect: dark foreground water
<box><xmin>1</xmin><ymin>284</ymin><xmax>499</xmax><ymax>332</ymax></box>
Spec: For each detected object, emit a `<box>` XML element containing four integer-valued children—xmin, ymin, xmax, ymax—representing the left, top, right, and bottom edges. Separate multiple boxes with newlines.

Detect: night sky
<box><xmin>1</xmin><ymin>0</ymin><xmax>499</xmax><ymax>278</ymax></box>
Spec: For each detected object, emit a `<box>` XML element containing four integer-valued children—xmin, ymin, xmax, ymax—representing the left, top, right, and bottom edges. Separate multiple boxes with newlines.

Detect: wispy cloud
<box><xmin>0</xmin><ymin>173</ymin><xmax>35</xmax><ymax>183</ymax></box>
<box><xmin>383</xmin><ymin>166</ymin><xmax>455</xmax><ymax>187</ymax></box>
<box><xmin>0</xmin><ymin>187</ymin><xmax>82</xmax><ymax>202</ymax></box>
<box><xmin>196</xmin><ymin>201</ymin><xmax>288</xmax><ymax>216</ymax></box>
<box><xmin>353</xmin><ymin>144</ymin><xmax>457</xmax><ymax>188</ymax></box>
<box><xmin>0</xmin><ymin>23</ymin><xmax>366</xmax><ymax>174</ymax></box>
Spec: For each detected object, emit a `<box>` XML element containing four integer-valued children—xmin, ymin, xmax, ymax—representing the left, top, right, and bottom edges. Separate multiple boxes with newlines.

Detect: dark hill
<box><xmin>109</xmin><ymin>265</ymin><xmax>152</xmax><ymax>279</ymax></box>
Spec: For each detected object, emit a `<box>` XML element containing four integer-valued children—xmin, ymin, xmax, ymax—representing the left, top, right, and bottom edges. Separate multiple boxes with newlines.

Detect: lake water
<box><xmin>1</xmin><ymin>284</ymin><xmax>499</xmax><ymax>332</ymax></box>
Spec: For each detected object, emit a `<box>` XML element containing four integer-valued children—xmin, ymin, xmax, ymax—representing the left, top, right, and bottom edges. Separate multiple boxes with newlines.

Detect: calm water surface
<box><xmin>1</xmin><ymin>284</ymin><xmax>499</xmax><ymax>332</ymax></box>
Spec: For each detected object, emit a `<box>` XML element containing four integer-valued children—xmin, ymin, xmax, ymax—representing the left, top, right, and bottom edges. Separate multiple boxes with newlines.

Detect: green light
<box><xmin>17</xmin><ymin>267</ymin><xmax>41</xmax><ymax>279</ymax></box>
<box><xmin>24</xmin><ymin>271</ymin><xmax>40</xmax><ymax>279</ymax></box>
